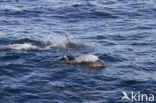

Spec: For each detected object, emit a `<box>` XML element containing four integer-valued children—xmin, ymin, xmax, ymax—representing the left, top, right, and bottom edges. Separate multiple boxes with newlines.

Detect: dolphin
<box><xmin>64</xmin><ymin>54</ymin><xmax>106</xmax><ymax>68</ymax></box>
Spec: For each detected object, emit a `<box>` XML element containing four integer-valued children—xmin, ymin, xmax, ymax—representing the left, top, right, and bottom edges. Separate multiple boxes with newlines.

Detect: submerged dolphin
<box><xmin>64</xmin><ymin>54</ymin><xmax>106</xmax><ymax>68</ymax></box>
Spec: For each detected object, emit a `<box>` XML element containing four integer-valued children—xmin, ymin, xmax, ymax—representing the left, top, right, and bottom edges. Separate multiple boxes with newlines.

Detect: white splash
<box><xmin>42</xmin><ymin>34</ymin><xmax>74</xmax><ymax>49</ymax></box>
<box><xmin>0</xmin><ymin>43</ymin><xmax>39</xmax><ymax>51</ymax></box>
<box><xmin>75</xmin><ymin>55</ymin><xmax>99</xmax><ymax>63</ymax></box>
<box><xmin>8</xmin><ymin>43</ymin><xmax>38</xmax><ymax>50</ymax></box>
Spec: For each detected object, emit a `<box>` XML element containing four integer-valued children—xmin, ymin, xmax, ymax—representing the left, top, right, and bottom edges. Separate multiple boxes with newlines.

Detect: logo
<box><xmin>121</xmin><ymin>91</ymin><xmax>155</xmax><ymax>102</ymax></box>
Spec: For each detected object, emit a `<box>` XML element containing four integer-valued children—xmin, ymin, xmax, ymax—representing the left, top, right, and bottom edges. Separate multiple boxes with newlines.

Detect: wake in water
<box><xmin>0</xmin><ymin>35</ymin><xmax>90</xmax><ymax>51</ymax></box>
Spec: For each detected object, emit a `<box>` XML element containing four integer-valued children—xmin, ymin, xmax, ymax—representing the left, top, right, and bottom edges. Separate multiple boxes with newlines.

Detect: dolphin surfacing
<box><xmin>64</xmin><ymin>54</ymin><xmax>106</xmax><ymax>68</ymax></box>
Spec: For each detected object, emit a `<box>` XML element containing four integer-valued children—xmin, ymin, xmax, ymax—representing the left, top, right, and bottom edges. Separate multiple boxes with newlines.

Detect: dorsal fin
<box><xmin>64</xmin><ymin>55</ymin><xmax>75</xmax><ymax>61</ymax></box>
<box><xmin>65</xmin><ymin>35</ymin><xmax>72</xmax><ymax>43</ymax></box>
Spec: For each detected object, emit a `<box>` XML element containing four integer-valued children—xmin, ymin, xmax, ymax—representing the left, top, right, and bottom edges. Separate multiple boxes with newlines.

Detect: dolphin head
<box><xmin>87</xmin><ymin>60</ymin><xmax>106</xmax><ymax>68</ymax></box>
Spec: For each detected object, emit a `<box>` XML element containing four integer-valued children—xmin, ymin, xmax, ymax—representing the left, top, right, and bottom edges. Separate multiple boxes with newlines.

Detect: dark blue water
<box><xmin>0</xmin><ymin>0</ymin><xmax>156</xmax><ymax>103</ymax></box>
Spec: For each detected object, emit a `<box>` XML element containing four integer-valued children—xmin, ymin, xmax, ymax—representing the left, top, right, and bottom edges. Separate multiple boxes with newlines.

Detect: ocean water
<box><xmin>0</xmin><ymin>0</ymin><xmax>156</xmax><ymax>103</ymax></box>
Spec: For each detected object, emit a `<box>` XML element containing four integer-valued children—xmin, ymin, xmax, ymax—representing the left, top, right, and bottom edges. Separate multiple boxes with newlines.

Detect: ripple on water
<box><xmin>100</xmin><ymin>53</ymin><xmax>127</xmax><ymax>63</ymax></box>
